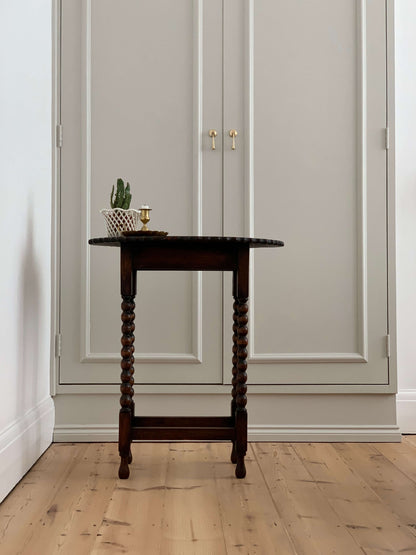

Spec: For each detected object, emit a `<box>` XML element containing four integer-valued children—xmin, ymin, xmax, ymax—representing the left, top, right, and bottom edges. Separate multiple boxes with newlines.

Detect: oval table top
<box><xmin>89</xmin><ymin>235</ymin><xmax>284</xmax><ymax>248</ymax></box>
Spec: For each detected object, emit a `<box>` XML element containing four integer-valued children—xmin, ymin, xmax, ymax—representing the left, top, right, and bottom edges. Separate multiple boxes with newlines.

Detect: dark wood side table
<box><xmin>89</xmin><ymin>236</ymin><xmax>283</xmax><ymax>479</ymax></box>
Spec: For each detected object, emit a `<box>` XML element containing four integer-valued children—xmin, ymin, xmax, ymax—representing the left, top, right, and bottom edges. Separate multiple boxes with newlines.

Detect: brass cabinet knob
<box><xmin>229</xmin><ymin>129</ymin><xmax>238</xmax><ymax>150</ymax></box>
<box><xmin>208</xmin><ymin>129</ymin><xmax>218</xmax><ymax>150</ymax></box>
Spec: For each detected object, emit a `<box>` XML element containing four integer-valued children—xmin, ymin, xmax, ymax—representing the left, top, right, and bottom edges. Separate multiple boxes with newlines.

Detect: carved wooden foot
<box><xmin>119</xmin><ymin>457</ymin><xmax>130</xmax><ymax>479</ymax></box>
<box><xmin>235</xmin><ymin>455</ymin><xmax>246</xmax><ymax>479</ymax></box>
<box><xmin>128</xmin><ymin>448</ymin><xmax>133</xmax><ymax>464</ymax></box>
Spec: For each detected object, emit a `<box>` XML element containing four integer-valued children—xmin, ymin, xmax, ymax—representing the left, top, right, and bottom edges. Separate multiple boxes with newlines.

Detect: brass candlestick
<box><xmin>140</xmin><ymin>206</ymin><xmax>152</xmax><ymax>231</ymax></box>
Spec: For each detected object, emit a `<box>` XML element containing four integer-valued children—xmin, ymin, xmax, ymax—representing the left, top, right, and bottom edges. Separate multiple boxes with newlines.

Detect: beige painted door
<box><xmin>60</xmin><ymin>0</ymin><xmax>224</xmax><ymax>384</ymax></box>
<box><xmin>223</xmin><ymin>0</ymin><xmax>389</xmax><ymax>385</ymax></box>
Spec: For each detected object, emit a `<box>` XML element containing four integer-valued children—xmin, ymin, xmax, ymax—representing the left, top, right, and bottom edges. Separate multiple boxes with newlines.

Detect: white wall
<box><xmin>395</xmin><ymin>0</ymin><xmax>416</xmax><ymax>432</ymax></box>
<box><xmin>0</xmin><ymin>0</ymin><xmax>54</xmax><ymax>502</ymax></box>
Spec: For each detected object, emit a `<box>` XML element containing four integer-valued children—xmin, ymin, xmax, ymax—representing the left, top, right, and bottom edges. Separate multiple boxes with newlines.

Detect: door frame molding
<box><xmin>386</xmin><ymin>0</ymin><xmax>397</xmax><ymax>393</ymax></box>
<box><xmin>50</xmin><ymin>0</ymin><xmax>61</xmax><ymax>397</ymax></box>
<box><xmin>51</xmin><ymin>0</ymin><xmax>397</xmax><ymax>396</ymax></box>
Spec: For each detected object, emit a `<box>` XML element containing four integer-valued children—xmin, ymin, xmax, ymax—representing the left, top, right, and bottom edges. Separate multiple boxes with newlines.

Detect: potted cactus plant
<box><xmin>100</xmin><ymin>178</ymin><xmax>141</xmax><ymax>237</ymax></box>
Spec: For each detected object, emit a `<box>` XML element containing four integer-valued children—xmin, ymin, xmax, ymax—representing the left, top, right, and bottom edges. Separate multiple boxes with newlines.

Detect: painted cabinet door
<box><xmin>60</xmin><ymin>0</ymin><xmax>390</xmax><ymax>389</ymax></box>
<box><xmin>60</xmin><ymin>0</ymin><xmax>224</xmax><ymax>384</ymax></box>
<box><xmin>223</xmin><ymin>0</ymin><xmax>390</xmax><ymax>385</ymax></box>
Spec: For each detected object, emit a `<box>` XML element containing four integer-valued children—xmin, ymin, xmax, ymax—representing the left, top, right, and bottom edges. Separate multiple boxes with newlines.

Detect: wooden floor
<box><xmin>2</xmin><ymin>440</ymin><xmax>416</xmax><ymax>554</ymax></box>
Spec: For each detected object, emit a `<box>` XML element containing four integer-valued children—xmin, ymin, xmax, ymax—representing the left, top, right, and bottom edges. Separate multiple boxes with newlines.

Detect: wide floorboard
<box><xmin>2</xmin><ymin>439</ymin><xmax>416</xmax><ymax>554</ymax></box>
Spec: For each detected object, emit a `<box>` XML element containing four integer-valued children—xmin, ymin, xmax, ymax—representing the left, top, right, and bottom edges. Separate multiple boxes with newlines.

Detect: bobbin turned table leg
<box><xmin>119</xmin><ymin>294</ymin><xmax>135</xmax><ymax>479</ymax></box>
<box><xmin>230</xmin><ymin>271</ymin><xmax>239</xmax><ymax>464</ymax></box>
<box><xmin>234</xmin><ymin>247</ymin><xmax>249</xmax><ymax>479</ymax></box>
<box><xmin>235</xmin><ymin>297</ymin><xmax>248</xmax><ymax>478</ymax></box>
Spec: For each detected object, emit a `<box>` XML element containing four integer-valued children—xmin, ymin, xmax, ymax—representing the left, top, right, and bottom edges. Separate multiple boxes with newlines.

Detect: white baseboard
<box><xmin>53</xmin><ymin>424</ymin><xmax>117</xmax><ymax>442</ymax></box>
<box><xmin>0</xmin><ymin>397</ymin><xmax>55</xmax><ymax>502</ymax></box>
<box><xmin>53</xmin><ymin>423</ymin><xmax>401</xmax><ymax>443</ymax></box>
<box><xmin>397</xmin><ymin>389</ymin><xmax>416</xmax><ymax>433</ymax></box>
<box><xmin>248</xmin><ymin>424</ymin><xmax>400</xmax><ymax>442</ymax></box>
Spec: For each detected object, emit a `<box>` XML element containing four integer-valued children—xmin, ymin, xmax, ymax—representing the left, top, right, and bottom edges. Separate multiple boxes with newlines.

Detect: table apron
<box><xmin>129</xmin><ymin>246</ymin><xmax>238</xmax><ymax>272</ymax></box>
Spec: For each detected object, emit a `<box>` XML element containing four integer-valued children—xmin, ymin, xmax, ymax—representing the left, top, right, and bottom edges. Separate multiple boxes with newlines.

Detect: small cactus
<box><xmin>110</xmin><ymin>178</ymin><xmax>132</xmax><ymax>210</ymax></box>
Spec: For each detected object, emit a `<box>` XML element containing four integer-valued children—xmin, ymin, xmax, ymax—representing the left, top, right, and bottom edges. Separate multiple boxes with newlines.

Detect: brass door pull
<box><xmin>208</xmin><ymin>129</ymin><xmax>218</xmax><ymax>150</ymax></box>
<box><xmin>229</xmin><ymin>129</ymin><xmax>238</xmax><ymax>150</ymax></box>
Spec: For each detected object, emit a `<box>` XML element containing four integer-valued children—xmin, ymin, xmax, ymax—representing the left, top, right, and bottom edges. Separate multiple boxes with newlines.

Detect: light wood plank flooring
<box><xmin>2</xmin><ymin>439</ymin><xmax>416</xmax><ymax>554</ymax></box>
